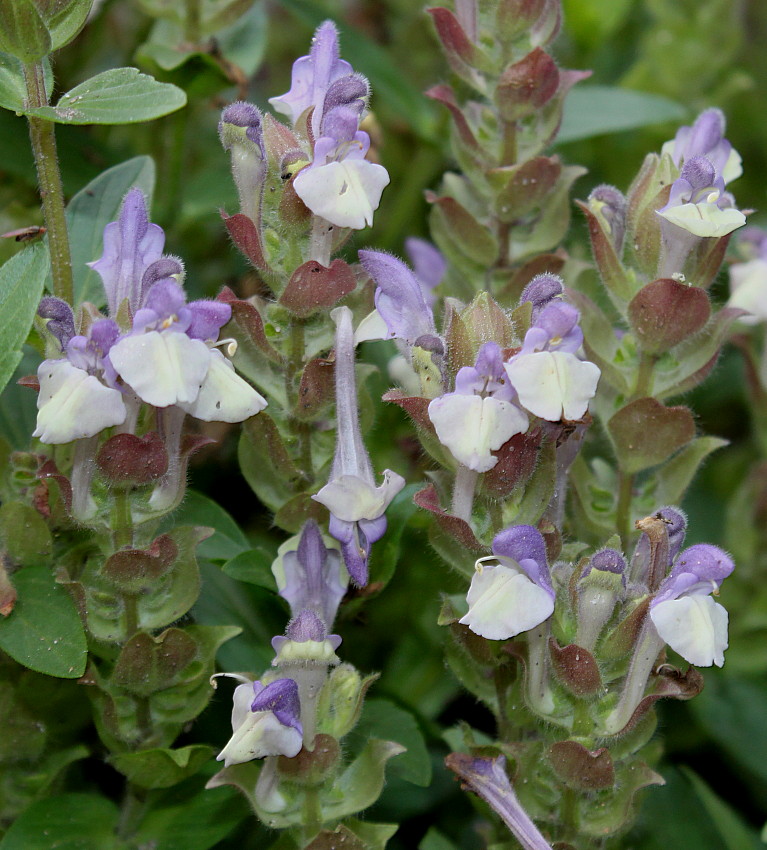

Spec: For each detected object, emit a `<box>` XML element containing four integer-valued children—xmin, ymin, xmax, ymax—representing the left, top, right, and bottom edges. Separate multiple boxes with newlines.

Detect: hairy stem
<box><xmin>23</xmin><ymin>61</ymin><xmax>74</xmax><ymax>305</ymax></box>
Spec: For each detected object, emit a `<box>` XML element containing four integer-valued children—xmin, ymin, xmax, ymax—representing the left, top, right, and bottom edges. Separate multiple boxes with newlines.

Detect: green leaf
<box><xmin>222</xmin><ymin>547</ymin><xmax>279</xmax><ymax>592</ymax></box>
<box><xmin>558</xmin><ymin>86</ymin><xmax>687</xmax><ymax>144</ymax></box>
<box><xmin>419</xmin><ymin>829</ymin><xmax>459</xmax><ymax>850</ymax></box>
<box><xmin>652</xmin><ymin>436</ymin><xmax>728</xmax><ymax>505</ymax></box>
<box><xmin>0</xmin><ymin>52</ymin><xmax>53</xmax><ymax>113</ymax></box>
<box><xmin>0</xmin><ymin>243</ymin><xmax>48</xmax><ymax>396</ymax></box>
<box><xmin>110</xmin><ymin>745</ymin><xmax>215</xmax><ymax>790</ymax></box>
<box><xmin>370</xmin><ymin>483</ymin><xmax>419</xmax><ymax>589</ymax></box>
<box><xmin>0</xmin><ymin>793</ymin><xmax>121</xmax><ymax>850</ymax></box>
<box><xmin>65</xmin><ymin>156</ymin><xmax>155</xmax><ymax>307</ymax></box>
<box><xmin>0</xmin><ymin>0</ymin><xmax>51</xmax><ymax>64</ymax></box>
<box><xmin>24</xmin><ymin>67</ymin><xmax>186</xmax><ymax>124</ymax></box>
<box><xmin>689</xmin><ymin>672</ymin><xmax>767</xmax><ymax>784</ymax></box>
<box><xmin>45</xmin><ymin>0</ymin><xmax>93</xmax><ymax>51</ymax></box>
<box><xmin>162</xmin><ymin>490</ymin><xmax>249</xmax><ymax>561</ymax></box>
<box><xmin>352</xmin><ymin>698</ymin><xmax>431</xmax><ymax>787</ymax></box>
<box><xmin>0</xmin><ymin>502</ymin><xmax>53</xmax><ymax>567</ymax></box>
<box><xmin>132</xmin><ymin>783</ymin><xmax>248</xmax><ymax>850</ymax></box>
<box><xmin>0</xmin><ymin>565</ymin><xmax>87</xmax><ymax>678</ymax></box>
<box><xmin>682</xmin><ymin>768</ymin><xmax>763</xmax><ymax>850</ymax></box>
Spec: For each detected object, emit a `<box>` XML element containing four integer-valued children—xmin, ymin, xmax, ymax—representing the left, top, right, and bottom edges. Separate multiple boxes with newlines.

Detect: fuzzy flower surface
<box><xmin>460</xmin><ymin>525</ymin><xmax>555</xmax><ymax>640</ymax></box>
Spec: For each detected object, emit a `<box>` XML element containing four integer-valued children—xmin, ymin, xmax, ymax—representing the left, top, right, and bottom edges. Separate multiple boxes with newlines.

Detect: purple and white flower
<box><xmin>728</xmin><ymin>227</ymin><xmax>767</xmax><ymax>323</ymax></box>
<box><xmin>428</xmin><ymin>342</ymin><xmax>528</xmax><ymax>473</ymax></box>
<box><xmin>649</xmin><ymin>543</ymin><xmax>734</xmax><ymax>667</ymax></box>
<box><xmin>504</xmin><ymin>300</ymin><xmax>601</xmax><ymax>422</ymax></box>
<box><xmin>216</xmin><ymin>678</ymin><xmax>303</xmax><ymax>767</ymax></box>
<box><xmin>312</xmin><ymin>306</ymin><xmax>405</xmax><ymax>585</ymax></box>
<box><xmin>271</xmin><ymin>21</ymin><xmax>389</xmax><ymax>230</ymax></box>
<box><xmin>460</xmin><ymin>525</ymin><xmax>555</xmax><ymax>640</ymax></box>
<box><xmin>34</xmin><ymin>312</ymin><xmax>127</xmax><ymax>445</ymax></box>
<box><xmin>108</xmin><ymin>278</ymin><xmax>266</xmax><ymax>422</ymax></box>
<box><xmin>661</xmin><ymin>108</ymin><xmax>742</xmax><ymax>186</ymax></box>
<box><xmin>88</xmin><ymin>188</ymin><xmax>174</xmax><ymax>317</ymax></box>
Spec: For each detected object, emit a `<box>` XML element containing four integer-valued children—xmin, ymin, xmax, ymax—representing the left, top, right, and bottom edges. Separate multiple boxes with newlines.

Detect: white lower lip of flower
<box><xmin>728</xmin><ymin>259</ymin><xmax>767</xmax><ymax>324</ymax></box>
<box><xmin>110</xmin><ymin>331</ymin><xmax>211</xmax><ymax>408</ymax></box>
<box><xmin>34</xmin><ymin>360</ymin><xmax>127</xmax><ymax>444</ymax></box>
<box><xmin>293</xmin><ymin>159</ymin><xmax>390</xmax><ymax>229</ymax></box>
<box><xmin>179</xmin><ymin>349</ymin><xmax>267</xmax><ymax>422</ymax></box>
<box><xmin>217</xmin><ymin>710</ymin><xmax>303</xmax><ymax>766</ymax></box>
<box><xmin>428</xmin><ymin>394</ymin><xmax>529</xmax><ymax>473</ymax></box>
<box><xmin>649</xmin><ymin>594</ymin><xmax>728</xmax><ymax>667</ymax></box>
<box><xmin>657</xmin><ymin>202</ymin><xmax>746</xmax><ymax>238</ymax></box>
<box><xmin>313</xmin><ymin>470</ymin><xmax>405</xmax><ymax>522</ymax></box>
<box><xmin>505</xmin><ymin>351</ymin><xmax>600</xmax><ymax>422</ymax></box>
<box><xmin>459</xmin><ymin>563</ymin><xmax>554</xmax><ymax>640</ymax></box>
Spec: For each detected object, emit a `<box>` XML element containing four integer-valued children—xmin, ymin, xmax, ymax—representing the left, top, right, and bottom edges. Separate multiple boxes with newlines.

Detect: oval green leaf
<box><xmin>0</xmin><ymin>243</ymin><xmax>48</xmax><ymax>396</ymax></box>
<box><xmin>0</xmin><ymin>565</ymin><xmax>88</xmax><ymax>678</ymax></box>
<box><xmin>25</xmin><ymin>67</ymin><xmax>186</xmax><ymax>124</ymax></box>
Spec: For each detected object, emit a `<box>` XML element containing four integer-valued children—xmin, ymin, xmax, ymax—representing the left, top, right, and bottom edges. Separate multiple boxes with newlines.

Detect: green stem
<box><xmin>112</xmin><ymin>491</ymin><xmax>134</xmax><ymax>550</ymax></box>
<box><xmin>633</xmin><ymin>352</ymin><xmax>657</xmax><ymax>400</ymax></box>
<box><xmin>615</xmin><ymin>470</ymin><xmax>635</xmax><ymax>552</ymax></box>
<box><xmin>285</xmin><ymin>318</ymin><xmax>313</xmax><ymax>482</ymax></box>
<box><xmin>302</xmin><ymin>787</ymin><xmax>323</xmax><ymax>841</ymax></box>
<box><xmin>23</xmin><ymin>61</ymin><xmax>74</xmax><ymax>305</ymax></box>
<box><xmin>500</xmin><ymin>119</ymin><xmax>518</xmax><ymax>167</ymax></box>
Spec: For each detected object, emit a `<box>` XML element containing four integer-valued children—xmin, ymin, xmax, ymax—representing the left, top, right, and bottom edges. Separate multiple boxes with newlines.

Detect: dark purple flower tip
<box><xmin>588</xmin><ymin>184</ymin><xmax>627</xmax><ymax>247</ymax></box>
<box><xmin>520</xmin><ymin>274</ymin><xmax>564</xmax><ymax>316</ymax></box>
<box><xmin>297</xmin><ymin>519</ymin><xmax>326</xmax><ymax>573</ymax></box>
<box><xmin>586</xmin><ymin>548</ymin><xmax>627</xmax><ymax>576</ymax></box>
<box><xmin>38</xmin><ymin>296</ymin><xmax>75</xmax><ymax>349</ymax></box>
<box><xmin>221</xmin><ymin>101</ymin><xmax>263</xmax><ymax>129</ymax></box>
<box><xmin>493</xmin><ymin>525</ymin><xmax>548</xmax><ymax>572</ymax></box>
<box><xmin>186</xmin><ymin>299</ymin><xmax>231</xmax><ymax>341</ymax></box>
<box><xmin>359</xmin><ymin>249</ymin><xmax>436</xmax><ymax>346</ymax></box>
<box><xmin>141</xmin><ymin>256</ymin><xmax>184</xmax><ymax>294</ymax></box>
<box><xmin>413</xmin><ymin>334</ymin><xmax>444</xmax><ymax>355</ymax></box>
<box><xmin>671</xmin><ymin>544</ymin><xmax>734</xmax><ymax>584</ymax></box>
<box><xmin>323</xmin><ymin>73</ymin><xmax>369</xmax><ymax>117</ymax></box>
<box><xmin>250</xmin><ymin>678</ymin><xmax>302</xmax><ymax>732</ymax></box>
<box><xmin>286</xmin><ymin>609</ymin><xmax>327</xmax><ymax>642</ymax></box>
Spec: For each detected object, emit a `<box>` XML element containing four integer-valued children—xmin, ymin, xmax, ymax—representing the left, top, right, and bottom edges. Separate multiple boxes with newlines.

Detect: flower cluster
<box><xmin>269</xmin><ymin>21</ymin><xmax>389</xmax><ymax>230</ymax></box>
<box><xmin>34</xmin><ymin>189</ymin><xmax>266</xmax><ymax>448</ymax></box>
<box><xmin>657</xmin><ymin>109</ymin><xmax>745</xmax><ymax>275</ymax></box>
